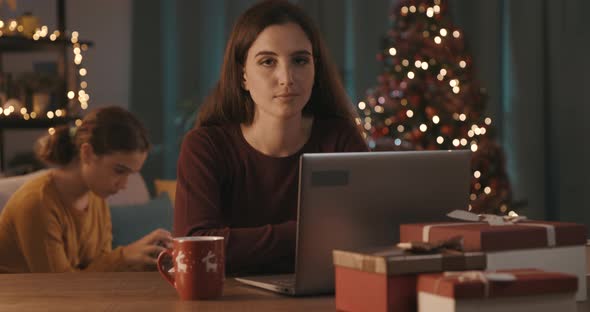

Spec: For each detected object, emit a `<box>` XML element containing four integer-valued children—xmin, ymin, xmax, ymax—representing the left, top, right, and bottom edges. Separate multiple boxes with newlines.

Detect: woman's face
<box><xmin>80</xmin><ymin>145</ymin><xmax>147</xmax><ymax>198</ymax></box>
<box><xmin>242</xmin><ymin>22</ymin><xmax>315</xmax><ymax>122</ymax></box>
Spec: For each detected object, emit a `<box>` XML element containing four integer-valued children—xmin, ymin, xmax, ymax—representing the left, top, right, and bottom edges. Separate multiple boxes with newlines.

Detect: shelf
<box><xmin>0</xmin><ymin>116</ymin><xmax>75</xmax><ymax>129</ymax></box>
<box><xmin>0</xmin><ymin>36</ymin><xmax>93</xmax><ymax>53</ymax></box>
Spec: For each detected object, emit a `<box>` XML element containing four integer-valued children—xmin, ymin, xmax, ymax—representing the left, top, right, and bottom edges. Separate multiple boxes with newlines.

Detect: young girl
<box><xmin>0</xmin><ymin>106</ymin><xmax>172</xmax><ymax>273</ymax></box>
<box><xmin>174</xmin><ymin>0</ymin><xmax>368</xmax><ymax>275</ymax></box>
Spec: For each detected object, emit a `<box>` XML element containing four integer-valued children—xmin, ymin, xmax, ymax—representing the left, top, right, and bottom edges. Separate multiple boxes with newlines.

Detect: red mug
<box><xmin>157</xmin><ymin>236</ymin><xmax>225</xmax><ymax>300</ymax></box>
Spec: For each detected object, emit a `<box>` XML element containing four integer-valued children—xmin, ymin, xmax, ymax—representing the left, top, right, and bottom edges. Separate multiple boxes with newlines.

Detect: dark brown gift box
<box><xmin>333</xmin><ymin>246</ymin><xmax>485</xmax><ymax>312</ymax></box>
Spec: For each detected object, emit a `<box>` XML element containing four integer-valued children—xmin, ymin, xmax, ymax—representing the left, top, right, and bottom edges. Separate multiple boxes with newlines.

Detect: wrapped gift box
<box><xmin>400</xmin><ymin>220</ymin><xmax>587</xmax><ymax>301</ymax></box>
<box><xmin>418</xmin><ymin>269</ymin><xmax>578</xmax><ymax>312</ymax></box>
<box><xmin>333</xmin><ymin>246</ymin><xmax>486</xmax><ymax>312</ymax></box>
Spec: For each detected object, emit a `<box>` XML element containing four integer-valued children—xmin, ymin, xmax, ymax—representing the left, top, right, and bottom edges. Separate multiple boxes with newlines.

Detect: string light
<box><xmin>419</xmin><ymin>124</ymin><xmax>427</xmax><ymax>132</ymax></box>
<box><xmin>397</xmin><ymin>125</ymin><xmax>405</xmax><ymax>132</ymax></box>
<box><xmin>432</xmin><ymin>115</ymin><xmax>440</xmax><ymax>124</ymax></box>
<box><xmin>409</xmin><ymin>6</ymin><xmax>416</xmax><ymax>13</ymax></box>
<box><xmin>459</xmin><ymin>60</ymin><xmax>467</xmax><ymax>68</ymax></box>
<box><xmin>406</xmin><ymin>110</ymin><xmax>414</xmax><ymax>118</ymax></box>
<box><xmin>426</xmin><ymin>7</ymin><xmax>434</xmax><ymax>18</ymax></box>
<box><xmin>485</xmin><ymin>117</ymin><xmax>492</xmax><ymax>125</ymax></box>
<box><xmin>453</xmin><ymin>30</ymin><xmax>461</xmax><ymax>38</ymax></box>
<box><xmin>474</xmin><ymin>171</ymin><xmax>481</xmax><ymax>178</ymax></box>
<box><xmin>407</xmin><ymin>71</ymin><xmax>415</xmax><ymax>79</ymax></box>
<box><xmin>358</xmin><ymin>101</ymin><xmax>366</xmax><ymax>110</ymax></box>
<box><xmin>436</xmin><ymin>136</ymin><xmax>444</xmax><ymax>144</ymax></box>
<box><xmin>0</xmin><ymin>22</ymin><xmax>91</xmax><ymax>121</ymax></box>
<box><xmin>440</xmin><ymin>28</ymin><xmax>448</xmax><ymax>37</ymax></box>
<box><xmin>434</xmin><ymin>36</ymin><xmax>442</xmax><ymax>44</ymax></box>
<box><xmin>389</xmin><ymin>47</ymin><xmax>397</xmax><ymax>56</ymax></box>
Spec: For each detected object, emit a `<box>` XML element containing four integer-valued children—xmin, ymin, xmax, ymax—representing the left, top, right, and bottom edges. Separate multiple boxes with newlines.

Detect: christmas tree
<box><xmin>358</xmin><ymin>0</ymin><xmax>512</xmax><ymax>214</ymax></box>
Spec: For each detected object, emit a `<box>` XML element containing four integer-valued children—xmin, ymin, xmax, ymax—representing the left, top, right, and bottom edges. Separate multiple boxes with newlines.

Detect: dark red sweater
<box><xmin>174</xmin><ymin>118</ymin><xmax>368</xmax><ymax>274</ymax></box>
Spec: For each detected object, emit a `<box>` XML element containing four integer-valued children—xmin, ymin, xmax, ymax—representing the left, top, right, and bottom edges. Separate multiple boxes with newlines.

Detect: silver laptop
<box><xmin>235</xmin><ymin>150</ymin><xmax>471</xmax><ymax>295</ymax></box>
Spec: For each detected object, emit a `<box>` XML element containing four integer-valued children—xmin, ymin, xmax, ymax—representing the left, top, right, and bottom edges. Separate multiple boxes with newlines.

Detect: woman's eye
<box><xmin>294</xmin><ymin>57</ymin><xmax>310</xmax><ymax>65</ymax></box>
<box><xmin>259</xmin><ymin>58</ymin><xmax>276</xmax><ymax>66</ymax></box>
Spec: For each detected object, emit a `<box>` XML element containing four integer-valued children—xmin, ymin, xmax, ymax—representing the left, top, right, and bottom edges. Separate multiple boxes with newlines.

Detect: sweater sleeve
<box><xmin>174</xmin><ymin>129</ymin><xmax>296</xmax><ymax>273</ymax></box>
<box><xmin>12</xmin><ymin>195</ymin><xmax>131</xmax><ymax>273</ymax></box>
<box><xmin>82</xmin><ymin>203</ymin><xmax>135</xmax><ymax>272</ymax></box>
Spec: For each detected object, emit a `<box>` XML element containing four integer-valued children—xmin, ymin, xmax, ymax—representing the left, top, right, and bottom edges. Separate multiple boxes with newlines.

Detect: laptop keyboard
<box><xmin>270</xmin><ymin>277</ymin><xmax>295</xmax><ymax>287</ymax></box>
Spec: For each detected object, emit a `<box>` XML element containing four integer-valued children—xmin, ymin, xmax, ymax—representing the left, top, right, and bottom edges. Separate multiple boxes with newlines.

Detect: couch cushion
<box><xmin>107</xmin><ymin>173</ymin><xmax>150</xmax><ymax>206</ymax></box>
<box><xmin>110</xmin><ymin>194</ymin><xmax>173</xmax><ymax>248</ymax></box>
<box><xmin>0</xmin><ymin>169</ymin><xmax>48</xmax><ymax>212</ymax></box>
<box><xmin>0</xmin><ymin>170</ymin><xmax>150</xmax><ymax>214</ymax></box>
<box><xmin>154</xmin><ymin>179</ymin><xmax>177</xmax><ymax>207</ymax></box>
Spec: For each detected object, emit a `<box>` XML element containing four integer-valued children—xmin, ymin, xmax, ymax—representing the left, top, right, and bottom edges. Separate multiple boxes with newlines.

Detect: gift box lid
<box><xmin>400</xmin><ymin>220</ymin><xmax>587</xmax><ymax>252</ymax></box>
<box><xmin>418</xmin><ymin>269</ymin><xmax>578</xmax><ymax>299</ymax></box>
<box><xmin>333</xmin><ymin>246</ymin><xmax>486</xmax><ymax>275</ymax></box>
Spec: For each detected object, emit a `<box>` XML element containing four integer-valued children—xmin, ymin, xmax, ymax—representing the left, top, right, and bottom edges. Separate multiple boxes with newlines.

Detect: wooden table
<box><xmin>0</xmin><ymin>272</ymin><xmax>587</xmax><ymax>311</ymax></box>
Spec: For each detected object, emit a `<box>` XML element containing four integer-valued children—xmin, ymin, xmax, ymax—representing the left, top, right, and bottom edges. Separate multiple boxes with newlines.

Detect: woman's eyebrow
<box><xmin>255</xmin><ymin>50</ymin><xmax>312</xmax><ymax>57</ymax></box>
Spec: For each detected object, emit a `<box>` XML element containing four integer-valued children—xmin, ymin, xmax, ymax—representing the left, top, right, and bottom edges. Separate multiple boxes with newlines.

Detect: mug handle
<box><xmin>157</xmin><ymin>249</ymin><xmax>175</xmax><ymax>288</ymax></box>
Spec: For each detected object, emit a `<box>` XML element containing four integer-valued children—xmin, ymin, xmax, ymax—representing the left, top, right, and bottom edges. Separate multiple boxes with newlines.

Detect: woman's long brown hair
<box><xmin>195</xmin><ymin>0</ymin><xmax>359</xmax><ymax>128</ymax></box>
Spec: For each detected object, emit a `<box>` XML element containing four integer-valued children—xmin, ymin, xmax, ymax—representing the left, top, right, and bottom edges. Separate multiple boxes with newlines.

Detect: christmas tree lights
<box><xmin>359</xmin><ymin>0</ymin><xmax>512</xmax><ymax>214</ymax></box>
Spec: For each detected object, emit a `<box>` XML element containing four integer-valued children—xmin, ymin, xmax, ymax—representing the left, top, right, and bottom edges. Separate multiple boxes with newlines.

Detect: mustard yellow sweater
<box><xmin>0</xmin><ymin>172</ymin><xmax>133</xmax><ymax>273</ymax></box>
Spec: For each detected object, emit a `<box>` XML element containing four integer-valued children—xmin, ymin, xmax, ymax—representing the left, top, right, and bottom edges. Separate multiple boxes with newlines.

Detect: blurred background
<box><xmin>0</xmin><ymin>0</ymin><xmax>588</xmax><ymax>231</ymax></box>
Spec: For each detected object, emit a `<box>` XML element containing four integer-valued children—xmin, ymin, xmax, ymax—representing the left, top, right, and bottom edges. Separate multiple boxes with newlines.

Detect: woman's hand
<box><xmin>123</xmin><ymin>229</ymin><xmax>173</xmax><ymax>266</ymax></box>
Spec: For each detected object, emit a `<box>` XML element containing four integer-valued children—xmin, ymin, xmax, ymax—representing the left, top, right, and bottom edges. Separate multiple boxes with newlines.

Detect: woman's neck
<box><xmin>241</xmin><ymin>113</ymin><xmax>313</xmax><ymax>157</ymax></box>
<box><xmin>50</xmin><ymin>163</ymin><xmax>90</xmax><ymax>212</ymax></box>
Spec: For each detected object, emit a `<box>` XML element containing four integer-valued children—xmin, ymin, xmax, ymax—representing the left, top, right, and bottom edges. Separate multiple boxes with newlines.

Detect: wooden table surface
<box><xmin>0</xmin><ymin>272</ymin><xmax>587</xmax><ymax>311</ymax></box>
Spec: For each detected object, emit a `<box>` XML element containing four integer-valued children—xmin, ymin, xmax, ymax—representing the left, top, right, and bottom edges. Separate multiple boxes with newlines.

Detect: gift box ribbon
<box><xmin>433</xmin><ymin>269</ymin><xmax>544</xmax><ymax>298</ymax></box>
<box><xmin>421</xmin><ymin>210</ymin><xmax>557</xmax><ymax>248</ymax></box>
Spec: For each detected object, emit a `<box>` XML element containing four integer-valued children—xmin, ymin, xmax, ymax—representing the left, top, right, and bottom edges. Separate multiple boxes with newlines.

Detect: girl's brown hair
<box><xmin>36</xmin><ymin>106</ymin><xmax>150</xmax><ymax>166</ymax></box>
<box><xmin>196</xmin><ymin>0</ymin><xmax>358</xmax><ymax>128</ymax></box>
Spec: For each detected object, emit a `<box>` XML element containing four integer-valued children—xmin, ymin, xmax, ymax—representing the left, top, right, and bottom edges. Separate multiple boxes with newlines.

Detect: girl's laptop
<box><xmin>235</xmin><ymin>150</ymin><xmax>471</xmax><ymax>295</ymax></box>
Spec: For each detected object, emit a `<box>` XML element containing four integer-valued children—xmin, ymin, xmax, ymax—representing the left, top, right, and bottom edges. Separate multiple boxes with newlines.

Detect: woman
<box><xmin>174</xmin><ymin>0</ymin><xmax>368</xmax><ymax>274</ymax></box>
<box><xmin>0</xmin><ymin>106</ymin><xmax>172</xmax><ymax>273</ymax></box>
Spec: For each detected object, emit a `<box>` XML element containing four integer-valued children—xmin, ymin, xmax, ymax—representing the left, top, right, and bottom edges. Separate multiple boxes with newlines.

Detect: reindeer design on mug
<box><xmin>175</xmin><ymin>251</ymin><xmax>188</xmax><ymax>273</ymax></box>
<box><xmin>201</xmin><ymin>250</ymin><xmax>218</xmax><ymax>273</ymax></box>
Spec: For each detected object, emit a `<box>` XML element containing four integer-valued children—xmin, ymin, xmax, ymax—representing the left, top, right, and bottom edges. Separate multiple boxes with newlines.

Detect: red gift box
<box><xmin>400</xmin><ymin>220</ymin><xmax>588</xmax><ymax>301</ymax></box>
<box><xmin>333</xmin><ymin>246</ymin><xmax>485</xmax><ymax>312</ymax></box>
<box><xmin>400</xmin><ymin>220</ymin><xmax>586</xmax><ymax>252</ymax></box>
<box><xmin>417</xmin><ymin>269</ymin><xmax>578</xmax><ymax>312</ymax></box>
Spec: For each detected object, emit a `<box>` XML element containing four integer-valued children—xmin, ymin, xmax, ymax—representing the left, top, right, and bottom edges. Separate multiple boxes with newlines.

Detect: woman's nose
<box><xmin>277</xmin><ymin>64</ymin><xmax>295</xmax><ymax>86</ymax></box>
